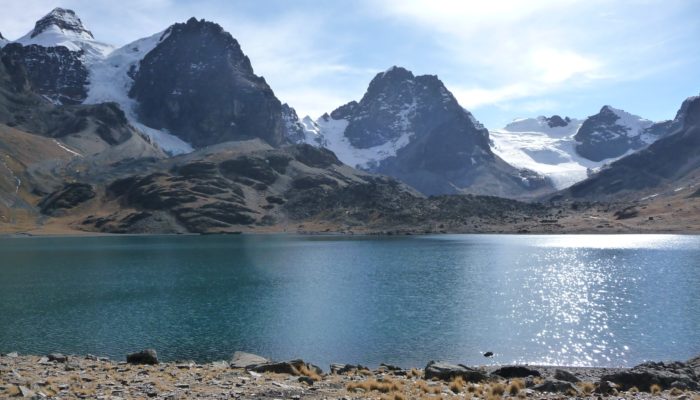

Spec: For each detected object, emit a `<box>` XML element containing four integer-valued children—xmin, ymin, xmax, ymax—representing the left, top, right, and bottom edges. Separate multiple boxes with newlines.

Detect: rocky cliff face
<box><xmin>129</xmin><ymin>18</ymin><xmax>285</xmax><ymax>149</ymax></box>
<box><xmin>574</xmin><ymin>106</ymin><xmax>654</xmax><ymax>161</ymax></box>
<box><xmin>0</xmin><ymin>43</ymin><xmax>88</xmax><ymax>104</ymax></box>
<box><xmin>289</xmin><ymin>66</ymin><xmax>552</xmax><ymax>198</ymax></box>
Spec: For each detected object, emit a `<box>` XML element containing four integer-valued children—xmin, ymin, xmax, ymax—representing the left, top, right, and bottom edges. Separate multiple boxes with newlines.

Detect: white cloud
<box><xmin>368</xmin><ymin>0</ymin><xmax>690</xmax><ymax>113</ymax></box>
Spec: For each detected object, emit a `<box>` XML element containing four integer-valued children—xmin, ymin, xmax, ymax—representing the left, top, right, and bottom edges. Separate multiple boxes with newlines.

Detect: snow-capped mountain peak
<box><xmin>15</xmin><ymin>8</ymin><xmax>113</xmax><ymax>62</ymax></box>
<box><xmin>574</xmin><ymin>105</ymin><xmax>654</xmax><ymax>161</ymax></box>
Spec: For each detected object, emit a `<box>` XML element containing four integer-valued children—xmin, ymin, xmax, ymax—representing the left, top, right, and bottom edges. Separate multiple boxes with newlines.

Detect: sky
<box><xmin>1</xmin><ymin>0</ymin><xmax>699</xmax><ymax>129</ymax></box>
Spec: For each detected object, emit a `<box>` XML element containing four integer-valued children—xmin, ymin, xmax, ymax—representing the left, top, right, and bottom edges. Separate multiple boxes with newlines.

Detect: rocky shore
<box><xmin>1</xmin><ymin>351</ymin><xmax>699</xmax><ymax>399</ymax></box>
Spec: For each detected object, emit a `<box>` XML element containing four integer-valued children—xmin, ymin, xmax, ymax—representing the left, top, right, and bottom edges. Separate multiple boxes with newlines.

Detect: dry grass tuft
<box><xmin>298</xmin><ymin>364</ymin><xmax>321</xmax><ymax>382</ymax></box>
<box><xmin>485</xmin><ymin>382</ymin><xmax>506</xmax><ymax>399</ymax></box>
<box><xmin>507</xmin><ymin>378</ymin><xmax>525</xmax><ymax>395</ymax></box>
<box><xmin>449</xmin><ymin>376</ymin><xmax>465</xmax><ymax>393</ymax></box>
<box><xmin>629</xmin><ymin>386</ymin><xmax>640</xmax><ymax>394</ymax></box>
<box><xmin>416</xmin><ymin>380</ymin><xmax>442</xmax><ymax>395</ymax></box>
<box><xmin>347</xmin><ymin>377</ymin><xmax>403</xmax><ymax>394</ymax></box>
<box><xmin>380</xmin><ymin>393</ymin><xmax>407</xmax><ymax>400</ymax></box>
<box><xmin>669</xmin><ymin>387</ymin><xmax>683</xmax><ymax>396</ymax></box>
<box><xmin>407</xmin><ymin>368</ymin><xmax>422</xmax><ymax>379</ymax></box>
<box><xmin>650</xmin><ymin>384</ymin><xmax>661</xmax><ymax>395</ymax></box>
<box><xmin>579</xmin><ymin>381</ymin><xmax>595</xmax><ymax>395</ymax></box>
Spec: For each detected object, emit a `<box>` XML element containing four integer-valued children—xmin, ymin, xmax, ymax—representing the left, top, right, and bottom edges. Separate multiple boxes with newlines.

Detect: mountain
<box><xmin>0</xmin><ymin>49</ymin><xmax>164</xmax><ymax>227</ymax></box>
<box><xmin>0</xmin><ymin>8</ymin><xmax>113</xmax><ymax>105</ymax></box>
<box><xmin>289</xmin><ymin>66</ymin><xmax>552</xmax><ymax>198</ymax></box>
<box><xmin>560</xmin><ymin>95</ymin><xmax>700</xmax><ymax>200</ymax></box>
<box><xmin>0</xmin><ymin>32</ymin><xmax>7</xmax><ymax>47</ymax></box>
<box><xmin>490</xmin><ymin>106</ymin><xmax>672</xmax><ymax>190</ymax></box>
<box><xmin>574</xmin><ymin>105</ymin><xmax>655</xmax><ymax>161</ymax></box>
<box><xmin>128</xmin><ymin>18</ymin><xmax>285</xmax><ymax>149</ymax></box>
<box><xmin>6</xmin><ymin>10</ymin><xmax>287</xmax><ymax>154</ymax></box>
<box><xmin>14</xmin><ymin>7</ymin><xmax>113</xmax><ymax>61</ymax></box>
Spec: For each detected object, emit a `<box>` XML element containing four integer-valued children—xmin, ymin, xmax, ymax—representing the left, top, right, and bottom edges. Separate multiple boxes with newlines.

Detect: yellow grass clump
<box><xmin>488</xmin><ymin>382</ymin><xmax>506</xmax><ymax>399</ymax></box>
<box><xmin>507</xmin><ymin>378</ymin><xmax>525</xmax><ymax>395</ymax></box>
<box><xmin>297</xmin><ymin>364</ymin><xmax>321</xmax><ymax>382</ymax></box>
<box><xmin>579</xmin><ymin>381</ymin><xmax>595</xmax><ymax>395</ymax></box>
<box><xmin>669</xmin><ymin>387</ymin><xmax>683</xmax><ymax>396</ymax></box>
<box><xmin>650</xmin><ymin>384</ymin><xmax>661</xmax><ymax>395</ymax></box>
<box><xmin>347</xmin><ymin>377</ymin><xmax>403</xmax><ymax>394</ymax></box>
<box><xmin>449</xmin><ymin>376</ymin><xmax>465</xmax><ymax>393</ymax></box>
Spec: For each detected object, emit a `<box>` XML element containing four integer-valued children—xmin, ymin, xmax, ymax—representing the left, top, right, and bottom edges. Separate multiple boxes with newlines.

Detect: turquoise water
<box><xmin>0</xmin><ymin>234</ymin><xmax>698</xmax><ymax>368</ymax></box>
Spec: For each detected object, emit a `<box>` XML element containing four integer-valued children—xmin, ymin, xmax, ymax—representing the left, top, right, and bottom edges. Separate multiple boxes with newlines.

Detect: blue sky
<box><xmin>1</xmin><ymin>0</ymin><xmax>699</xmax><ymax>128</ymax></box>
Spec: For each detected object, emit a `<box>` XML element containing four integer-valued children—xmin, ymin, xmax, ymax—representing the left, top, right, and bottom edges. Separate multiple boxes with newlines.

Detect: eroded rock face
<box><xmin>129</xmin><ymin>18</ymin><xmax>285</xmax><ymax>148</ymax></box>
<box><xmin>39</xmin><ymin>183</ymin><xmax>95</xmax><ymax>215</ymax></box>
<box><xmin>0</xmin><ymin>43</ymin><xmax>88</xmax><ymax>105</ymax></box>
<box><xmin>574</xmin><ymin>106</ymin><xmax>653</xmax><ymax>162</ymax></box>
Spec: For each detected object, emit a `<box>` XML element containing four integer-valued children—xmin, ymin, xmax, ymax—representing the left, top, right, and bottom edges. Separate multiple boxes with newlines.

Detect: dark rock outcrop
<box><xmin>532</xmin><ymin>379</ymin><xmax>579</xmax><ymax>394</ymax></box>
<box><xmin>0</xmin><ymin>43</ymin><xmax>88</xmax><ymax>105</ymax></box>
<box><xmin>38</xmin><ymin>183</ymin><xmax>95</xmax><ymax>215</ymax></box>
<box><xmin>600</xmin><ymin>359</ymin><xmax>699</xmax><ymax>391</ymax></box>
<box><xmin>129</xmin><ymin>18</ymin><xmax>285</xmax><ymax>148</ymax></box>
<box><xmin>492</xmin><ymin>365</ymin><xmax>541</xmax><ymax>378</ymax></box>
<box><xmin>544</xmin><ymin>115</ymin><xmax>571</xmax><ymax>128</ymax></box>
<box><xmin>554</xmin><ymin>369</ymin><xmax>580</xmax><ymax>383</ymax></box>
<box><xmin>574</xmin><ymin>106</ymin><xmax>651</xmax><ymax>162</ymax></box>
<box><xmin>424</xmin><ymin>361</ymin><xmax>488</xmax><ymax>382</ymax></box>
<box><xmin>126</xmin><ymin>349</ymin><xmax>158</xmax><ymax>365</ymax></box>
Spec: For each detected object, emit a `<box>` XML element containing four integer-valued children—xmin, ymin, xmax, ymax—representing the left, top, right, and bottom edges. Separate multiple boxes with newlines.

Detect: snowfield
<box><xmin>490</xmin><ymin>117</ymin><xmax>636</xmax><ymax>190</ymax></box>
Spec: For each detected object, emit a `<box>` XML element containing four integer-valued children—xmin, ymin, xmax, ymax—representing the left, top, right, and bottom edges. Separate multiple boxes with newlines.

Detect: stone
<box><xmin>492</xmin><ymin>365</ymin><xmax>541</xmax><ymax>378</ymax></box>
<box><xmin>48</xmin><ymin>353</ymin><xmax>68</xmax><ymax>363</ymax></box>
<box><xmin>532</xmin><ymin>379</ymin><xmax>579</xmax><ymax>394</ymax></box>
<box><xmin>424</xmin><ymin>361</ymin><xmax>488</xmax><ymax>382</ymax></box>
<box><xmin>554</xmin><ymin>368</ymin><xmax>580</xmax><ymax>383</ymax></box>
<box><xmin>600</xmin><ymin>360</ymin><xmax>699</xmax><ymax>391</ymax></box>
<box><xmin>7</xmin><ymin>352</ymin><xmax>19</xmax><ymax>358</ymax></box>
<box><xmin>596</xmin><ymin>380</ymin><xmax>619</xmax><ymax>394</ymax></box>
<box><xmin>230</xmin><ymin>352</ymin><xmax>270</xmax><ymax>369</ymax></box>
<box><xmin>126</xmin><ymin>349</ymin><xmax>158</xmax><ymax>365</ymax></box>
<box><xmin>18</xmin><ymin>385</ymin><xmax>34</xmax><ymax>397</ymax></box>
<box><xmin>250</xmin><ymin>359</ymin><xmax>305</xmax><ymax>375</ymax></box>
<box><xmin>330</xmin><ymin>363</ymin><xmax>368</xmax><ymax>375</ymax></box>
<box><xmin>298</xmin><ymin>376</ymin><xmax>314</xmax><ymax>385</ymax></box>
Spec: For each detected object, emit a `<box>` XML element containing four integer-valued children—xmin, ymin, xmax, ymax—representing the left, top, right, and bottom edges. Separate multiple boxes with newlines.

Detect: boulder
<box><xmin>424</xmin><ymin>361</ymin><xmax>488</xmax><ymax>382</ymax></box>
<box><xmin>492</xmin><ymin>365</ymin><xmax>541</xmax><ymax>378</ymax></box>
<box><xmin>554</xmin><ymin>368</ymin><xmax>580</xmax><ymax>383</ymax></box>
<box><xmin>48</xmin><ymin>353</ymin><xmax>67</xmax><ymax>363</ymax></box>
<box><xmin>600</xmin><ymin>360</ymin><xmax>699</xmax><ymax>391</ymax></box>
<box><xmin>330</xmin><ymin>363</ymin><xmax>368</xmax><ymax>374</ymax></box>
<box><xmin>596</xmin><ymin>380</ymin><xmax>619</xmax><ymax>394</ymax></box>
<box><xmin>250</xmin><ymin>359</ymin><xmax>322</xmax><ymax>376</ymax></box>
<box><xmin>126</xmin><ymin>349</ymin><xmax>158</xmax><ymax>365</ymax></box>
<box><xmin>532</xmin><ymin>379</ymin><xmax>579</xmax><ymax>394</ymax></box>
<box><xmin>230</xmin><ymin>352</ymin><xmax>270</xmax><ymax>369</ymax></box>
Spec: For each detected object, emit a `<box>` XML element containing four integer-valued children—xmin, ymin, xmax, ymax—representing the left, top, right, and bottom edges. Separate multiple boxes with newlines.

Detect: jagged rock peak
<box><xmin>161</xmin><ymin>17</ymin><xmax>253</xmax><ymax>74</ymax></box>
<box><xmin>31</xmin><ymin>8</ymin><xmax>94</xmax><ymax>39</ymax></box>
<box><xmin>545</xmin><ymin>115</ymin><xmax>571</xmax><ymax>128</ymax></box>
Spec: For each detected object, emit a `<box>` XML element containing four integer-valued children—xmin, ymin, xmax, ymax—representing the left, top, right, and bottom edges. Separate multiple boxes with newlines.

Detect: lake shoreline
<box><xmin>2</xmin><ymin>352</ymin><xmax>698</xmax><ymax>399</ymax></box>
